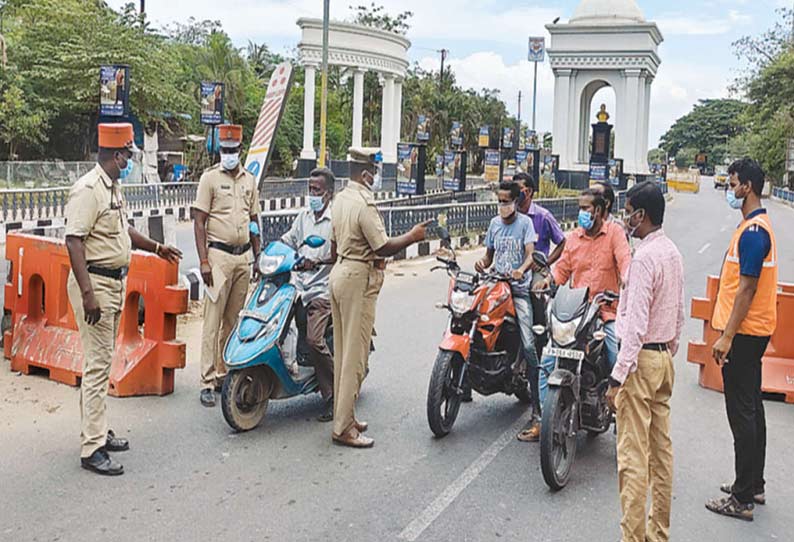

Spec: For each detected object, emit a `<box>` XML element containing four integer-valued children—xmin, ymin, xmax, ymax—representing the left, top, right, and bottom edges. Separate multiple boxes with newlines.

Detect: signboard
<box><xmin>443</xmin><ymin>150</ymin><xmax>467</xmax><ymax>192</ymax></box>
<box><xmin>589</xmin><ymin>162</ymin><xmax>608</xmax><ymax>183</ymax></box>
<box><xmin>484</xmin><ymin>149</ymin><xmax>501</xmax><ymax>183</ymax></box>
<box><xmin>527</xmin><ymin>130</ymin><xmax>540</xmax><ymax>150</ymax></box>
<box><xmin>435</xmin><ymin>153</ymin><xmax>445</xmax><ymax>180</ymax></box>
<box><xmin>245</xmin><ymin>62</ymin><xmax>294</xmax><ymax>188</ymax></box>
<box><xmin>200</xmin><ymin>82</ymin><xmax>225</xmax><ymax>125</ymax></box>
<box><xmin>609</xmin><ymin>158</ymin><xmax>623</xmax><ymax>186</ymax></box>
<box><xmin>99</xmin><ymin>65</ymin><xmax>130</xmax><ymax>117</ymax></box>
<box><xmin>417</xmin><ymin>115</ymin><xmax>431</xmax><ymax>142</ymax></box>
<box><xmin>396</xmin><ymin>143</ymin><xmax>426</xmax><ymax>195</ymax></box>
<box><xmin>450</xmin><ymin>121</ymin><xmax>463</xmax><ymax>148</ymax></box>
<box><xmin>478</xmin><ymin>126</ymin><xmax>490</xmax><ymax>148</ymax></box>
<box><xmin>528</xmin><ymin>37</ymin><xmax>546</xmax><ymax>63</ymax></box>
<box><xmin>502</xmin><ymin>127</ymin><xmax>514</xmax><ymax>149</ymax></box>
<box><xmin>695</xmin><ymin>153</ymin><xmax>708</xmax><ymax>165</ymax></box>
<box><xmin>516</xmin><ymin>150</ymin><xmax>529</xmax><ymax>173</ymax></box>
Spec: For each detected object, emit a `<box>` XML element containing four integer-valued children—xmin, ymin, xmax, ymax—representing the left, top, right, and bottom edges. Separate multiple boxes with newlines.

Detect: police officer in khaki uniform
<box><xmin>66</xmin><ymin>123</ymin><xmax>182</xmax><ymax>475</ymax></box>
<box><xmin>193</xmin><ymin>124</ymin><xmax>261</xmax><ymax>407</ymax></box>
<box><xmin>329</xmin><ymin>147</ymin><xmax>431</xmax><ymax>448</ymax></box>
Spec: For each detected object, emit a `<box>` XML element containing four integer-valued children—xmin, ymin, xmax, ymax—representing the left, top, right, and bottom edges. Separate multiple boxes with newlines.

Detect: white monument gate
<box><xmin>546</xmin><ymin>0</ymin><xmax>663</xmax><ymax>180</ymax></box>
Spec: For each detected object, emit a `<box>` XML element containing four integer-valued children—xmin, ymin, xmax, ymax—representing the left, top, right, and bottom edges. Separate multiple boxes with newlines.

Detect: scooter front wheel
<box><xmin>427</xmin><ymin>350</ymin><xmax>464</xmax><ymax>438</ymax></box>
<box><xmin>221</xmin><ymin>366</ymin><xmax>273</xmax><ymax>432</ymax></box>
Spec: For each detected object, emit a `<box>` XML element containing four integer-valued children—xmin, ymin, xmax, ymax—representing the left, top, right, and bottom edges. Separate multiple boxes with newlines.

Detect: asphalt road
<box><xmin>1</xmin><ymin>184</ymin><xmax>793</xmax><ymax>542</ymax></box>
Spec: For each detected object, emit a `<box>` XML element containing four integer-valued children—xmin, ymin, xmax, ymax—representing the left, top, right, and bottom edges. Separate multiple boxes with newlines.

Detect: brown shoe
<box><xmin>720</xmin><ymin>483</ymin><xmax>765</xmax><ymax>505</ymax></box>
<box><xmin>354</xmin><ymin>419</ymin><xmax>368</xmax><ymax>433</ymax></box>
<box><xmin>517</xmin><ymin>422</ymin><xmax>541</xmax><ymax>442</ymax></box>
<box><xmin>332</xmin><ymin>428</ymin><xmax>374</xmax><ymax>448</ymax></box>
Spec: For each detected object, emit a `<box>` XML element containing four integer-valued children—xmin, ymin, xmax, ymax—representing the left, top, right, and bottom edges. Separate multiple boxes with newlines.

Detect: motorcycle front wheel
<box><xmin>427</xmin><ymin>350</ymin><xmax>464</xmax><ymax>438</ymax></box>
<box><xmin>221</xmin><ymin>366</ymin><xmax>273</xmax><ymax>432</ymax></box>
<box><xmin>540</xmin><ymin>386</ymin><xmax>578</xmax><ymax>491</ymax></box>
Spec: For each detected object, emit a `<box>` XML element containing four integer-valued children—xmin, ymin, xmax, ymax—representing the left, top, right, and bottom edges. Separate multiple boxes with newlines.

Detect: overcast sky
<box><xmin>111</xmin><ymin>0</ymin><xmax>787</xmax><ymax>146</ymax></box>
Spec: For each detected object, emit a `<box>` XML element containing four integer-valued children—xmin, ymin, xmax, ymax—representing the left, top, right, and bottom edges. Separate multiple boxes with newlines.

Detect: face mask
<box><xmin>578</xmin><ymin>210</ymin><xmax>594</xmax><ymax>230</ymax></box>
<box><xmin>499</xmin><ymin>202</ymin><xmax>516</xmax><ymax>219</ymax></box>
<box><xmin>726</xmin><ymin>187</ymin><xmax>744</xmax><ymax>210</ymax></box>
<box><xmin>623</xmin><ymin>209</ymin><xmax>645</xmax><ymax>238</ymax></box>
<box><xmin>308</xmin><ymin>194</ymin><xmax>326</xmax><ymax>212</ymax></box>
<box><xmin>221</xmin><ymin>153</ymin><xmax>240</xmax><ymax>171</ymax></box>
<box><xmin>117</xmin><ymin>155</ymin><xmax>133</xmax><ymax>180</ymax></box>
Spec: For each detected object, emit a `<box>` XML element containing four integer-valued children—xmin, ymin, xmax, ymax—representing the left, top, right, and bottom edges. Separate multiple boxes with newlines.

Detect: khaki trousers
<box><xmin>329</xmin><ymin>260</ymin><xmax>383</xmax><ymax>436</ymax></box>
<box><xmin>200</xmin><ymin>248</ymin><xmax>251</xmax><ymax>390</ymax></box>
<box><xmin>304</xmin><ymin>297</ymin><xmax>334</xmax><ymax>400</ymax></box>
<box><xmin>67</xmin><ymin>272</ymin><xmax>125</xmax><ymax>458</ymax></box>
<box><xmin>616</xmin><ymin>349</ymin><xmax>675</xmax><ymax>542</ymax></box>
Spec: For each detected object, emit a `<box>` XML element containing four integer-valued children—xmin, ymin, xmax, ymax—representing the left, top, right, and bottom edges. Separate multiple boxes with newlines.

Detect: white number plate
<box><xmin>543</xmin><ymin>347</ymin><xmax>585</xmax><ymax>361</ymax></box>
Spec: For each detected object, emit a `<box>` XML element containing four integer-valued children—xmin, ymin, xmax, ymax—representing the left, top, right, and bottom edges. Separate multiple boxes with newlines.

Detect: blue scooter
<box><xmin>220</xmin><ymin>235</ymin><xmax>331</xmax><ymax>432</ymax></box>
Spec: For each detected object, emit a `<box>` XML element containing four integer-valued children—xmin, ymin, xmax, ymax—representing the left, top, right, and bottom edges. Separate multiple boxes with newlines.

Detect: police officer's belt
<box><xmin>339</xmin><ymin>256</ymin><xmax>386</xmax><ymax>270</ymax></box>
<box><xmin>87</xmin><ymin>265</ymin><xmax>128</xmax><ymax>280</ymax></box>
<box><xmin>209</xmin><ymin>241</ymin><xmax>252</xmax><ymax>256</ymax></box>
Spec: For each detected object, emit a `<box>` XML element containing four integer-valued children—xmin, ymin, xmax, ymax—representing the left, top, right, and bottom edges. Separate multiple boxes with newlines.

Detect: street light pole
<box><xmin>318</xmin><ymin>0</ymin><xmax>330</xmax><ymax>168</ymax></box>
<box><xmin>532</xmin><ymin>60</ymin><xmax>538</xmax><ymax>130</ymax></box>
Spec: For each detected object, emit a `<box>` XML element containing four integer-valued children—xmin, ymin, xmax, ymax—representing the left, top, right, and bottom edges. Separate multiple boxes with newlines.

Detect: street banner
<box><xmin>397</xmin><ymin>143</ymin><xmax>426</xmax><ymax>195</ymax></box>
<box><xmin>99</xmin><ymin>65</ymin><xmax>130</xmax><ymax>117</ymax></box>
<box><xmin>435</xmin><ymin>153</ymin><xmax>445</xmax><ymax>181</ymax></box>
<box><xmin>245</xmin><ymin>62</ymin><xmax>294</xmax><ymax>188</ymax></box>
<box><xmin>528</xmin><ymin>37</ymin><xmax>546</xmax><ymax>62</ymax></box>
<box><xmin>200</xmin><ymin>82</ymin><xmax>225</xmax><ymax>125</ymax></box>
<box><xmin>609</xmin><ymin>158</ymin><xmax>623</xmax><ymax>186</ymax></box>
<box><xmin>478</xmin><ymin>126</ymin><xmax>490</xmax><ymax>148</ymax></box>
<box><xmin>484</xmin><ymin>149</ymin><xmax>501</xmax><ymax>183</ymax></box>
<box><xmin>442</xmin><ymin>150</ymin><xmax>466</xmax><ymax>192</ymax></box>
<box><xmin>502</xmin><ymin>127</ymin><xmax>514</xmax><ymax>149</ymax></box>
<box><xmin>417</xmin><ymin>115</ymin><xmax>431</xmax><ymax>142</ymax></box>
<box><xmin>527</xmin><ymin>129</ymin><xmax>539</xmax><ymax>150</ymax></box>
<box><xmin>589</xmin><ymin>162</ymin><xmax>608</xmax><ymax>184</ymax></box>
<box><xmin>450</xmin><ymin>121</ymin><xmax>463</xmax><ymax>147</ymax></box>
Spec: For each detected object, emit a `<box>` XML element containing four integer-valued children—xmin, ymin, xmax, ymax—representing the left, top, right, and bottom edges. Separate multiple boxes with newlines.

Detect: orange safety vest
<box><xmin>713</xmin><ymin>212</ymin><xmax>778</xmax><ymax>336</ymax></box>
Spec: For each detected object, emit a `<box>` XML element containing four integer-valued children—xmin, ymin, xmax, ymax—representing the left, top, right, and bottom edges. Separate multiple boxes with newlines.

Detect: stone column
<box><xmin>640</xmin><ymin>76</ymin><xmax>653</xmax><ymax>174</ymax></box>
<box><xmin>352</xmin><ymin>68</ymin><xmax>366</xmax><ymax>148</ymax></box>
<box><xmin>635</xmin><ymin>72</ymin><xmax>648</xmax><ymax>173</ymax></box>
<box><xmin>552</xmin><ymin>69</ymin><xmax>572</xmax><ymax>170</ymax></box>
<box><xmin>620</xmin><ymin>69</ymin><xmax>641</xmax><ymax>174</ymax></box>
<box><xmin>392</xmin><ymin>77</ymin><xmax>403</xmax><ymax>148</ymax></box>
<box><xmin>301</xmin><ymin>64</ymin><xmax>317</xmax><ymax>160</ymax></box>
<box><xmin>380</xmin><ymin>74</ymin><xmax>395</xmax><ymax>162</ymax></box>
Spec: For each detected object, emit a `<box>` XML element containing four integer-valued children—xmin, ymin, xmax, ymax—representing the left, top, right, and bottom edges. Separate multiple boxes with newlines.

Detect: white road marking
<box><xmin>398</xmin><ymin>410</ymin><xmax>533</xmax><ymax>541</ymax></box>
<box><xmin>698</xmin><ymin>243</ymin><xmax>711</xmax><ymax>254</ymax></box>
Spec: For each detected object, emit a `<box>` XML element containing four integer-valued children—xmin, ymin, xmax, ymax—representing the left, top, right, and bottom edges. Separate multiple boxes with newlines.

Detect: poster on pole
<box><xmin>502</xmin><ymin>127</ymin><xmax>514</xmax><ymax>150</ymax></box>
<box><xmin>528</xmin><ymin>37</ymin><xmax>546</xmax><ymax>62</ymax></box>
<box><xmin>478</xmin><ymin>126</ymin><xmax>490</xmax><ymax>148</ymax></box>
<box><xmin>484</xmin><ymin>149</ymin><xmax>501</xmax><ymax>183</ymax></box>
<box><xmin>450</xmin><ymin>121</ymin><xmax>463</xmax><ymax>148</ymax></box>
<box><xmin>245</xmin><ymin>62</ymin><xmax>294</xmax><ymax>188</ymax></box>
<box><xmin>99</xmin><ymin>65</ymin><xmax>130</xmax><ymax>117</ymax></box>
<box><xmin>200</xmin><ymin>82</ymin><xmax>225</xmax><ymax>125</ymax></box>
<box><xmin>417</xmin><ymin>115</ymin><xmax>431</xmax><ymax>142</ymax></box>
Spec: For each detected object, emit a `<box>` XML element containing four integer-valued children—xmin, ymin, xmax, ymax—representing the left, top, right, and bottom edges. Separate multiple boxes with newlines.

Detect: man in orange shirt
<box><xmin>520</xmin><ymin>188</ymin><xmax>631</xmax><ymax>441</ymax></box>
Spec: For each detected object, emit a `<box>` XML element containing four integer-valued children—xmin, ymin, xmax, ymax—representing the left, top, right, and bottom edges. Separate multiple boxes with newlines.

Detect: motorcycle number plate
<box><xmin>544</xmin><ymin>347</ymin><xmax>584</xmax><ymax>361</ymax></box>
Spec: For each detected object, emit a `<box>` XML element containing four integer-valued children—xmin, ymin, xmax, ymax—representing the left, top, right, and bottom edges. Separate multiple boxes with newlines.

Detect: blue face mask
<box><xmin>726</xmin><ymin>187</ymin><xmax>744</xmax><ymax>210</ymax></box>
<box><xmin>117</xmin><ymin>155</ymin><xmax>133</xmax><ymax>180</ymax></box>
<box><xmin>578</xmin><ymin>210</ymin><xmax>594</xmax><ymax>230</ymax></box>
<box><xmin>308</xmin><ymin>194</ymin><xmax>325</xmax><ymax>212</ymax></box>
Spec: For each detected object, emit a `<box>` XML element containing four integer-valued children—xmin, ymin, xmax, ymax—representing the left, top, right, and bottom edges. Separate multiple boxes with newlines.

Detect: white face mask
<box><xmin>221</xmin><ymin>153</ymin><xmax>240</xmax><ymax>171</ymax></box>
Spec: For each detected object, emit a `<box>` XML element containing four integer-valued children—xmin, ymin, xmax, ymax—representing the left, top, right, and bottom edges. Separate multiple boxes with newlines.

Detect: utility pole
<box><xmin>517</xmin><ymin>91</ymin><xmax>522</xmax><ymax>123</ymax></box>
<box><xmin>318</xmin><ymin>0</ymin><xmax>330</xmax><ymax>167</ymax></box>
<box><xmin>439</xmin><ymin>48</ymin><xmax>448</xmax><ymax>90</ymax></box>
<box><xmin>532</xmin><ymin>60</ymin><xmax>538</xmax><ymax>130</ymax></box>
<box><xmin>140</xmin><ymin>0</ymin><xmax>145</xmax><ymax>14</ymax></box>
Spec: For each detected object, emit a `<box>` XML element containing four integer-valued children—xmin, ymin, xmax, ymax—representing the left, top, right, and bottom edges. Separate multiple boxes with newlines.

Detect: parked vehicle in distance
<box><xmin>714</xmin><ymin>166</ymin><xmax>728</xmax><ymax>189</ymax></box>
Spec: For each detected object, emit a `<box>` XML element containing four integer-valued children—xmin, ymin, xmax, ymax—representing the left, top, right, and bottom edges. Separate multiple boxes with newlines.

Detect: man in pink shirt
<box><xmin>606</xmin><ymin>181</ymin><xmax>684</xmax><ymax>542</ymax></box>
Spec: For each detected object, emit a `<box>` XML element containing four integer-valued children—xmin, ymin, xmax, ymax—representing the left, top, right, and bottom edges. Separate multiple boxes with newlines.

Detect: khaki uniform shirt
<box><xmin>65</xmin><ymin>164</ymin><xmax>131</xmax><ymax>269</ymax></box>
<box><xmin>331</xmin><ymin>182</ymin><xmax>388</xmax><ymax>262</ymax></box>
<box><xmin>193</xmin><ymin>165</ymin><xmax>261</xmax><ymax>246</ymax></box>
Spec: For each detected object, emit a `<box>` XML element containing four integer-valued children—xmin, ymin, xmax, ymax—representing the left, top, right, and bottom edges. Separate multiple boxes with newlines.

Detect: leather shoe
<box><xmin>105</xmin><ymin>430</ymin><xmax>129</xmax><ymax>452</ymax></box>
<box><xmin>81</xmin><ymin>447</ymin><xmax>124</xmax><ymax>476</ymax></box>
<box><xmin>354</xmin><ymin>419</ymin><xmax>368</xmax><ymax>433</ymax></box>
<box><xmin>200</xmin><ymin>388</ymin><xmax>216</xmax><ymax>407</ymax></box>
<box><xmin>317</xmin><ymin>397</ymin><xmax>333</xmax><ymax>423</ymax></box>
<box><xmin>332</xmin><ymin>428</ymin><xmax>374</xmax><ymax>448</ymax></box>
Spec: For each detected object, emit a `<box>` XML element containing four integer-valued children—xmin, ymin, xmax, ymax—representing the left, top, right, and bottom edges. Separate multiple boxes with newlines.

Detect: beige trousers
<box><xmin>67</xmin><ymin>272</ymin><xmax>125</xmax><ymax>458</ymax></box>
<box><xmin>329</xmin><ymin>260</ymin><xmax>383</xmax><ymax>436</ymax></box>
<box><xmin>200</xmin><ymin>248</ymin><xmax>251</xmax><ymax>390</ymax></box>
<box><xmin>616</xmin><ymin>349</ymin><xmax>675</xmax><ymax>542</ymax></box>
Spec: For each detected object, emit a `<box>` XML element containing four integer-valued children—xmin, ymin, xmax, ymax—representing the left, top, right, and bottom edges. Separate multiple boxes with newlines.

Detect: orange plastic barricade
<box><xmin>688</xmin><ymin>275</ymin><xmax>794</xmax><ymax>403</ymax></box>
<box><xmin>3</xmin><ymin>233</ymin><xmax>188</xmax><ymax>396</ymax></box>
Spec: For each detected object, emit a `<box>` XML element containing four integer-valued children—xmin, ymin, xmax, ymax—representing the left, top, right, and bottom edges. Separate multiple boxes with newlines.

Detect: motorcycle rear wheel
<box><xmin>221</xmin><ymin>366</ymin><xmax>273</xmax><ymax>432</ymax></box>
<box><xmin>427</xmin><ymin>350</ymin><xmax>464</xmax><ymax>438</ymax></box>
<box><xmin>540</xmin><ymin>386</ymin><xmax>578</xmax><ymax>491</ymax></box>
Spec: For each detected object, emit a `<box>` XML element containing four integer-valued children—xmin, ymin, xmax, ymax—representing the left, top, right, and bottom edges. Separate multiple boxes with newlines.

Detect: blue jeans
<box><xmin>514</xmin><ymin>294</ymin><xmax>541</xmax><ymax>414</ymax></box>
<box><xmin>538</xmin><ymin>321</ymin><xmax>618</xmax><ymax>406</ymax></box>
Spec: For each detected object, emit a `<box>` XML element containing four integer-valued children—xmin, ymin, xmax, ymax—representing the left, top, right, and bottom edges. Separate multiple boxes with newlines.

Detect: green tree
<box><xmin>349</xmin><ymin>3</ymin><xmax>413</xmax><ymax>35</ymax></box>
<box><xmin>660</xmin><ymin>99</ymin><xmax>747</xmax><ymax>160</ymax></box>
<box><xmin>0</xmin><ymin>73</ymin><xmax>48</xmax><ymax>158</ymax></box>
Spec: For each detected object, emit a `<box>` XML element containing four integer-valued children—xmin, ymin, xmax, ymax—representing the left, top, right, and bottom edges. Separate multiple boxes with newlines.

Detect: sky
<box><xmin>110</xmin><ymin>0</ymin><xmax>788</xmax><ymax>147</ymax></box>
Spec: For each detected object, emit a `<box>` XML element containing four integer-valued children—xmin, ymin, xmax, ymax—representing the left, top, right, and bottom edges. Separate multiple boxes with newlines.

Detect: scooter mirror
<box><xmin>303</xmin><ymin>235</ymin><xmax>326</xmax><ymax>249</ymax></box>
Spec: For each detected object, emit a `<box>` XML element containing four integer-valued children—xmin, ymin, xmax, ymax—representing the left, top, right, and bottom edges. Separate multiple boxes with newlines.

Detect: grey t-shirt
<box><xmin>484</xmin><ymin>213</ymin><xmax>537</xmax><ymax>295</ymax></box>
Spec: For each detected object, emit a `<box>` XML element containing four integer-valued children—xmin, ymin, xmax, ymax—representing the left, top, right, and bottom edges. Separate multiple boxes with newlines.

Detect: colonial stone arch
<box><xmin>546</xmin><ymin>0</ymin><xmax>662</xmax><ymax>180</ymax></box>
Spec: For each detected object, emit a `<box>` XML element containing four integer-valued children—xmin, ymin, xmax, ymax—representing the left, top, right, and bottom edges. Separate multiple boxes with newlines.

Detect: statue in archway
<box><xmin>596</xmin><ymin>104</ymin><xmax>610</xmax><ymax>123</ymax></box>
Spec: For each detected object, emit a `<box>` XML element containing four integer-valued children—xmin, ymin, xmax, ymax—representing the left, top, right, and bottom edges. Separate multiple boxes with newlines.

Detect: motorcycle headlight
<box><xmin>551</xmin><ymin>315</ymin><xmax>581</xmax><ymax>347</ymax></box>
<box><xmin>450</xmin><ymin>290</ymin><xmax>476</xmax><ymax>315</ymax></box>
<box><xmin>258</xmin><ymin>253</ymin><xmax>286</xmax><ymax>276</ymax></box>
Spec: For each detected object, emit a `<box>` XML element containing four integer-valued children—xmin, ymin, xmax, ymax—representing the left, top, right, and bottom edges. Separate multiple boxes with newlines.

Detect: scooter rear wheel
<box><xmin>221</xmin><ymin>366</ymin><xmax>272</xmax><ymax>432</ymax></box>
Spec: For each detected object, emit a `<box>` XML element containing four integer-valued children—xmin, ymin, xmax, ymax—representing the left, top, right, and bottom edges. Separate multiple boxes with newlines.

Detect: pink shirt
<box><xmin>552</xmin><ymin>220</ymin><xmax>631</xmax><ymax>321</ymax></box>
<box><xmin>613</xmin><ymin>229</ymin><xmax>685</xmax><ymax>384</ymax></box>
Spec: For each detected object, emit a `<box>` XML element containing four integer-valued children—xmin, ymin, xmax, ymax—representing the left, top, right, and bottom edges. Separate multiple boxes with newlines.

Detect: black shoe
<box><xmin>317</xmin><ymin>397</ymin><xmax>334</xmax><ymax>422</ymax></box>
<box><xmin>81</xmin><ymin>447</ymin><xmax>124</xmax><ymax>476</ymax></box>
<box><xmin>200</xmin><ymin>388</ymin><xmax>216</xmax><ymax>407</ymax></box>
<box><xmin>105</xmin><ymin>430</ymin><xmax>129</xmax><ymax>452</ymax></box>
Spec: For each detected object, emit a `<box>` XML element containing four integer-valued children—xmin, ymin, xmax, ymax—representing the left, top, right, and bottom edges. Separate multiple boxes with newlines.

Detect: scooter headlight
<box><xmin>551</xmin><ymin>315</ymin><xmax>581</xmax><ymax>347</ymax></box>
<box><xmin>450</xmin><ymin>290</ymin><xmax>477</xmax><ymax>315</ymax></box>
<box><xmin>258</xmin><ymin>253</ymin><xmax>286</xmax><ymax>276</ymax></box>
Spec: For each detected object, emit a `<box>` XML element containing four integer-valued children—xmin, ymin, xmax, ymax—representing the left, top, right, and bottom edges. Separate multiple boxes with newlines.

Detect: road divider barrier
<box><xmin>687</xmin><ymin>275</ymin><xmax>794</xmax><ymax>403</ymax></box>
<box><xmin>667</xmin><ymin>170</ymin><xmax>701</xmax><ymax>194</ymax></box>
<box><xmin>3</xmin><ymin>233</ymin><xmax>188</xmax><ymax>396</ymax></box>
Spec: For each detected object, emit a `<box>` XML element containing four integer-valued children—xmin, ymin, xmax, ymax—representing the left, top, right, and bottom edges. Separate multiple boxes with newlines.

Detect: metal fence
<box><xmin>773</xmin><ymin>186</ymin><xmax>794</xmax><ymax>203</ymax></box>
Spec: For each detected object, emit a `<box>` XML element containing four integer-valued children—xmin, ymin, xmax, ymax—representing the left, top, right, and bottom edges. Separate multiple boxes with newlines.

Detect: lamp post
<box><xmin>318</xmin><ymin>0</ymin><xmax>330</xmax><ymax>168</ymax></box>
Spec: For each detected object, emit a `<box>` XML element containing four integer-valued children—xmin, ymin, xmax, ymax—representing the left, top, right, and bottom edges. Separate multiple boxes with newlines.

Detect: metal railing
<box><xmin>773</xmin><ymin>186</ymin><xmax>794</xmax><ymax>203</ymax></box>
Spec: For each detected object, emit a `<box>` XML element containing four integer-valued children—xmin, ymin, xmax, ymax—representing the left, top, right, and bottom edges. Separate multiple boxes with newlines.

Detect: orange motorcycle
<box><xmin>426</xmin><ymin>233</ymin><xmax>532</xmax><ymax>437</ymax></box>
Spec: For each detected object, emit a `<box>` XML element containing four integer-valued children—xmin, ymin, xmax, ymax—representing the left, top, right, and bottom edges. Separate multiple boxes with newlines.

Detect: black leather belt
<box><xmin>87</xmin><ymin>265</ymin><xmax>128</xmax><ymax>280</ymax></box>
<box><xmin>642</xmin><ymin>343</ymin><xmax>668</xmax><ymax>351</ymax></box>
<box><xmin>209</xmin><ymin>241</ymin><xmax>251</xmax><ymax>256</ymax></box>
